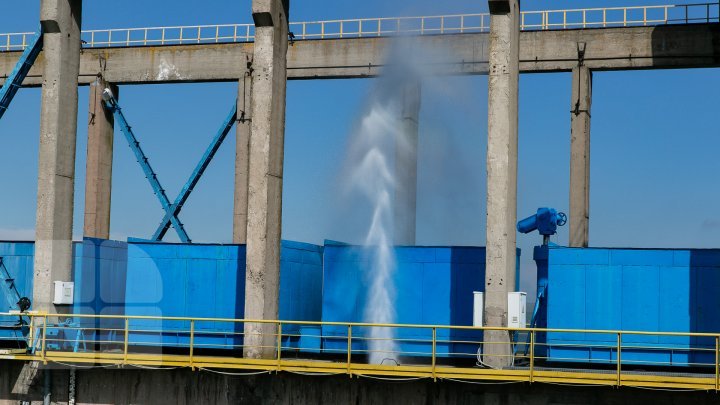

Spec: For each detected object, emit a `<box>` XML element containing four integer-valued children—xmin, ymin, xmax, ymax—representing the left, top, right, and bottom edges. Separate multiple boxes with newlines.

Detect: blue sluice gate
<box><xmin>0</xmin><ymin>239</ymin><xmax>323</xmax><ymax>350</ymax></box>
<box><xmin>3</xmin><ymin>236</ymin><xmax>720</xmax><ymax>369</ymax></box>
<box><xmin>535</xmin><ymin>246</ymin><xmax>720</xmax><ymax>367</ymax></box>
<box><xmin>312</xmin><ymin>244</ymin><xmax>516</xmax><ymax>357</ymax></box>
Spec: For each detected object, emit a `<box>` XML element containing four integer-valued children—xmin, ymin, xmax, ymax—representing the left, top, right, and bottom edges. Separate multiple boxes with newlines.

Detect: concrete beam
<box><xmin>34</xmin><ymin>0</ymin><xmax>82</xmax><ymax>314</ymax></box>
<box><xmin>2</xmin><ymin>24</ymin><xmax>719</xmax><ymax>86</ymax></box>
<box><xmin>521</xmin><ymin>24</ymin><xmax>720</xmax><ymax>72</ymax></box>
<box><xmin>569</xmin><ymin>65</ymin><xmax>592</xmax><ymax>247</ymax></box>
<box><xmin>233</xmin><ymin>70</ymin><xmax>252</xmax><ymax>244</ymax></box>
<box><xmin>83</xmin><ymin>77</ymin><xmax>116</xmax><ymax>239</ymax></box>
<box><xmin>484</xmin><ymin>0</ymin><xmax>519</xmax><ymax>369</ymax></box>
<box><xmin>394</xmin><ymin>80</ymin><xmax>420</xmax><ymax>245</ymax></box>
<box><xmin>243</xmin><ymin>0</ymin><xmax>289</xmax><ymax>360</ymax></box>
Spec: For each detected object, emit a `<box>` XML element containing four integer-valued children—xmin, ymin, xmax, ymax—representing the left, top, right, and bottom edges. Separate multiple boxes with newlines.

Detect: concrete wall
<box><xmin>1</xmin><ymin>361</ymin><xmax>718</xmax><ymax>404</ymax></box>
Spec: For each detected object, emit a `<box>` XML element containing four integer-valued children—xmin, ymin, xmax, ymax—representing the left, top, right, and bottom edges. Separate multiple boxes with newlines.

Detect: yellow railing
<box><xmin>0</xmin><ymin>312</ymin><xmax>719</xmax><ymax>390</ymax></box>
<box><xmin>0</xmin><ymin>3</ymin><xmax>717</xmax><ymax>51</ymax></box>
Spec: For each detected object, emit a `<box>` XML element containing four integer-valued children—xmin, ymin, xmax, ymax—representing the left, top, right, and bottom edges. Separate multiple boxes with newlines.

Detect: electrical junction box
<box><xmin>473</xmin><ymin>291</ymin><xmax>484</xmax><ymax>327</ymax></box>
<box><xmin>508</xmin><ymin>292</ymin><xmax>527</xmax><ymax>328</ymax></box>
<box><xmin>53</xmin><ymin>281</ymin><xmax>74</xmax><ymax>305</ymax></box>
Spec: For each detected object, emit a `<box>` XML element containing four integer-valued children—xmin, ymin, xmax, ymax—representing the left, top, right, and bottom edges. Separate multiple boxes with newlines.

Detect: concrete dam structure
<box><xmin>1</xmin><ymin>0</ymin><xmax>720</xmax><ymax>403</ymax></box>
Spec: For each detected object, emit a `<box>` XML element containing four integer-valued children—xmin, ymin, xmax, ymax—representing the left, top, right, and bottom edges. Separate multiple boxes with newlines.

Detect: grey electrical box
<box><xmin>53</xmin><ymin>281</ymin><xmax>74</xmax><ymax>305</ymax></box>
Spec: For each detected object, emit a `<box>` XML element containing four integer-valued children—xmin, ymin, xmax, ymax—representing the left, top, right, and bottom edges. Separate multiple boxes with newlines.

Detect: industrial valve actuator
<box><xmin>517</xmin><ymin>207</ymin><xmax>567</xmax><ymax>244</ymax></box>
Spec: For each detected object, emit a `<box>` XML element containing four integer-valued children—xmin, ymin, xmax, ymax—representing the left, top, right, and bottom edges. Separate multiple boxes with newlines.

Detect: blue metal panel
<box><xmin>611</xmin><ymin>250</ymin><xmax>674</xmax><ymax>266</ymax></box>
<box><xmin>550</xmin><ymin>248</ymin><xmax>609</xmax><ymax>265</ymax></box>
<box><xmin>584</xmin><ymin>265</ymin><xmax>621</xmax><ymax>342</ymax></box>
<box><xmin>395</xmin><ymin>247</ymin><xmax>436</xmax><ymax>263</ymax></box>
<box><xmin>320</xmin><ymin>244</ymin><xmax>494</xmax><ymax>357</ymax></box>
<box><xmin>421</xmin><ymin>262</ymin><xmax>451</xmax><ymax>327</ymax></box>
<box><xmin>621</xmin><ymin>266</ymin><xmax>659</xmax><ymax>345</ymax></box>
<box><xmin>126</xmin><ymin>243</ymin><xmax>231</xmax><ymax>347</ymax></box>
<box><xmin>321</xmin><ymin>249</ymin><xmax>363</xmax><ymax>339</ymax></box>
<box><xmin>297</xmin><ymin>325</ymin><xmax>322</xmax><ymax>353</ymax></box>
<box><xmin>123</xmin><ymin>241</ymin><xmax>321</xmax><ymax>350</ymax></box>
<box><xmin>658</xmin><ymin>266</ymin><xmax>691</xmax><ymax>346</ymax></box>
<box><xmin>0</xmin><ymin>242</ymin><xmax>34</xmax><ymax>342</ymax></box>
<box><xmin>72</xmin><ymin>239</ymin><xmax>129</xmax><ymax>335</ymax></box>
<box><xmin>396</xmin><ymin>260</ymin><xmax>424</xmax><ymax>327</ymax></box>
<box><xmin>543</xmin><ymin>247</ymin><xmax>720</xmax><ymax>367</ymax></box>
<box><xmin>186</xmin><ymin>259</ymin><xmax>217</xmax><ymax>327</ymax></box>
<box><xmin>279</xmin><ymin>241</ymin><xmax>323</xmax><ymax>337</ymax></box>
<box><xmin>0</xmin><ymin>242</ymin><xmax>34</xmax><ymax>306</ymax></box>
<box><xmin>694</xmin><ymin>266</ymin><xmax>720</xmax><ymax>350</ymax></box>
<box><xmin>547</xmin><ymin>262</ymin><xmax>586</xmax><ymax>342</ymax></box>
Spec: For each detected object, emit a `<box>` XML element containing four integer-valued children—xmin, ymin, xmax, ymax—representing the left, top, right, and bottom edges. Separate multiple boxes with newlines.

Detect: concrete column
<box><xmin>394</xmin><ymin>80</ymin><xmax>420</xmax><ymax>246</ymax></box>
<box><xmin>569</xmin><ymin>65</ymin><xmax>592</xmax><ymax>247</ymax></box>
<box><xmin>34</xmin><ymin>0</ymin><xmax>82</xmax><ymax>314</ymax></box>
<box><xmin>83</xmin><ymin>78</ymin><xmax>117</xmax><ymax>240</ymax></box>
<box><xmin>233</xmin><ymin>70</ymin><xmax>253</xmax><ymax>244</ymax></box>
<box><xmin>484</xmin><ymin>0</ymin><xmax>520</xmax><ymax>369</ymax></box>
<box><xmin>244</xmin><ymin>0</ymin><xmax>289</xmax><ymax>359</ymax></box>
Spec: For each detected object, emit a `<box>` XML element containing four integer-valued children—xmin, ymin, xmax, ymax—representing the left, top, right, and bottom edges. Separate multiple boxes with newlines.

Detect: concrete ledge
<box><xmin>1</xmin><ymin>24</ymin><xmax>719</xmax><ymax>86</ymax></box>
<box><xmin>2</xmin><ymin>360</ymin><xmax>719</xmax><ymax>404</ymax></box>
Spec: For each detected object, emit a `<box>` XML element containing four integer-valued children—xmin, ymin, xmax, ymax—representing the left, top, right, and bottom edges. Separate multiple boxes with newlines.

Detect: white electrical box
<box><xmin>508</xmin><ymin>292</ymin><xmax>527</xmax><ymax>328</ymax></box>
<box><xmin>473</xmin><ymin>291</ymin><xmax>484</xmax><ymax>327</ymax></box>
<box><xmin>53</xmin><ymin>281</ymin><xmax>74</xmax><ymax>305</ymax></box>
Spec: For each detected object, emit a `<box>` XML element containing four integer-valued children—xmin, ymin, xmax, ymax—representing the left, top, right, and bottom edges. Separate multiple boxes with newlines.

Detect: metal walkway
<box><xmin>0</xmin><ymin>3</ymin><xmax>718</xmax><ymax>51</ymax></box>
<box><xmin>1</xmin><ymin>312</ymin><xmax>719</xmax><ymax>391</ymax></box>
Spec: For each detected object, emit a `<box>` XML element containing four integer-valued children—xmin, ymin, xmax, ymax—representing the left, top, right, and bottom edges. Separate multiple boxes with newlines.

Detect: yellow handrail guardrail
<box><xmin>0</xmin><ymin>311</ymin><xmax>718</xmax><ymax>391</ymax></box>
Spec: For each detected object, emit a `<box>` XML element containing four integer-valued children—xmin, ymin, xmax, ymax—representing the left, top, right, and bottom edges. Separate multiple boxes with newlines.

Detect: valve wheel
<box><xmin>557</xmin><ymin>212</ymin><xmax>567</xmax><ymax>227</ymax></box>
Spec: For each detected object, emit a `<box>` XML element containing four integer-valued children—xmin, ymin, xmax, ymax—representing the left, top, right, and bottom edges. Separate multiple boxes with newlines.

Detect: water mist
<box><xmin>347</xmin><ymin>102</ymin><xmax>409</xmax><ymax>365</ymax></box>
<box><xmin>341</xmin><ymin>36</ymin><xmax>480</xmax><ymax>365</ymax></box>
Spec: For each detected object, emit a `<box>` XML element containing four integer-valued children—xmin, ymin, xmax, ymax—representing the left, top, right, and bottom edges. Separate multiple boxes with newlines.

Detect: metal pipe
<box><xmin>529</xmin><ymin>331</ymin><xmax>535</xmax><ymax>382</ymax></box>
<box><xmin>69</xmin><ymin>369</ymin><xmax>76</xmax><ymax>405</ymax></box>
<box><xmin>43</xmin><ymin>369</ymin><xmax>50</xmax><ymax>405</ymax></box>
<box><xmin>715</xmin><ymin>335</ymin><xmax>719</xmax><ymax>390</ymax></box>
<box><xmin>616</xmin><ymin>332</ymin><xmax>622</xmax><ymax>386</ymax></box>
<box><xmin>347</xmin><ymin>325</ymin><xmax>352</xmax><ymax>374</ymax></box>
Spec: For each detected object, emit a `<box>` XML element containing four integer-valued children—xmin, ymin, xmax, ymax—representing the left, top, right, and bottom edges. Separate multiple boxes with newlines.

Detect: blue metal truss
<box><xmin>101</xmin><ymin>90</ymin><xmax>192</xmax><ymax>242</ymax></box>
<box><xmin>101</xmin><ymin>89</ymin><xmax>238</xmax><ymax>243</ymax></box>
<box><xmin>151</xmin><ymin>102</ymin><xmax>238</xmax><ymax>241</ymax></box>
<box><xmin>0</xmin><ymin>28</ymin><xmax>43</xmax><ymax>120</ymax></box>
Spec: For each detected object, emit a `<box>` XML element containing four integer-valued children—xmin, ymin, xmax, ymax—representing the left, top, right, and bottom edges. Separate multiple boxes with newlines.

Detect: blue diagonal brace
<box><xmin>151</xmin><ymin>102</ymin><xmax>237</xmax><ymax>241</ymax></box>
<box><xmin>0</xmin><ymin>257</ymin><xmax>22</xmax><ymax>312</ymax></box>
<box><xmin>101</xmin><ymin>91</ymin><xmax>191</xmax><ymax>243</ymax></box>
<box><xmin>0</xmin><ymin>28</ymin><xmax>43</xmax><ymax>120</ymax></box>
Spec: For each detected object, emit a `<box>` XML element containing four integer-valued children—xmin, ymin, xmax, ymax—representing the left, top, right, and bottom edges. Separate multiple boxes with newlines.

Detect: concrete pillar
<box><xmin>34</xmin><ymin>0</ymin><xmax>82</xmax><ymax>314</ymax></box>
<box><xmin>233</xmin><ymin>70</ymin><xmax>252</xmax><ymax>244</ymax></box>
<box><xmin>394</xmin><ymin>80</ymin><xmax>421</xmax><ymax>246</ymax></box>
<box><xmin>83</xmin><ymin>78</ymin><xmax>117</xmax><ymax>240</ymax></box>
<box><xmin>569</xmin><ymin>65</ymin><xmax>592</xmax><ymax>247</ymax></box>
<box><xmin>243</xmin><ymin>0</ymin><xmax>289</xmax><ymax>359</ymax></box>
<box><xmin>484</xmin><ymin>0</ymin><xmax>520</xmax><ymax>369</ymax></box>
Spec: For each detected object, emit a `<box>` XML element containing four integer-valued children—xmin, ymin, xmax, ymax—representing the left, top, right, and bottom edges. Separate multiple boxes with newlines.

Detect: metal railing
<box><xmin>0</xmin><ymin>3</ymin><xmax>718</xmax><ymax>51</ymax></box>
<box><xmin>1</xmin><ymin>312</ymin><xmax>719</xmax><ymax>390</ymax></box>
<box><xmin>521</xmin><ymin>3</ymin><xmax>719</xmax><ymax>30</ymax></box>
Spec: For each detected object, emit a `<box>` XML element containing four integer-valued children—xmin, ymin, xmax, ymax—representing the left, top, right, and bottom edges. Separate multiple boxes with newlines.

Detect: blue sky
<box><xmin>0</xmin><ymin>0</ymin><xmax>719</xmax><ymax>294</ymax></box>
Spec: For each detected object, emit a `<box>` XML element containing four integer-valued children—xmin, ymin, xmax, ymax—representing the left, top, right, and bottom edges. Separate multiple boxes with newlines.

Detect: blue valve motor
<box><xmin>517</xmin><ymin>207</ymin><xmax>567</xmax><ymax>237</ymax></box>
